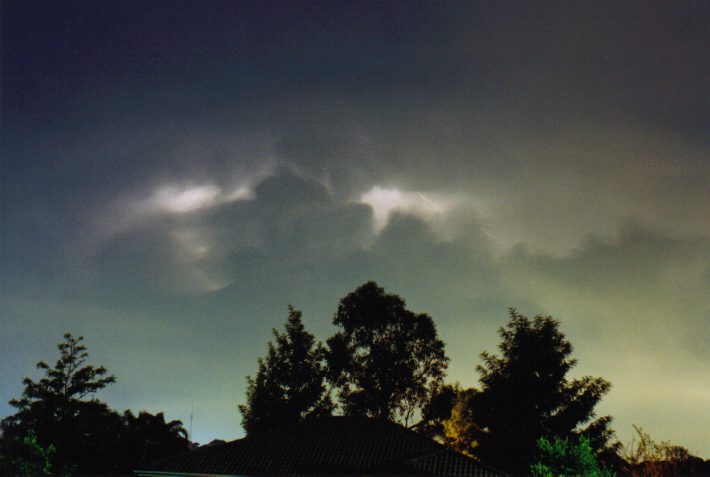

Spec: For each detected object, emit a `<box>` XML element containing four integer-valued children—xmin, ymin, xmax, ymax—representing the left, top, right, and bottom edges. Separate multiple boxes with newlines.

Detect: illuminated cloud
<box><xmin>360</xmin><ymin>186</ymin><xmax>452</xmax><ymax>232</ymax></box>
<box><xmin>149</xmin><ymin>184</ymin><xmax>221</xmax><ymax>214</ymax></box>
<box><xmin>172</xmin><ymin>229</ymin><xmax>212</xmax><ymax>260</ymax></box>
<box><xmin>225</xmin><ymin>185</ymin><xmax>254</xmax><ymax>202</ymax></box>
<box><xmin>145</xmin><ymin>182</ymin><xmax>260</xmax><ymax>216</ymax></box>
<box><xmin>92</xmin><ymin>181</ymin><xmax>260</xmax><ymax>243</ymax></box>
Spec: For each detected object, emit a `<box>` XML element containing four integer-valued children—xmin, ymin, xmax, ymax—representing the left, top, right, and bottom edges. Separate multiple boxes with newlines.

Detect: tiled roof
<box><xmin>135</xmin><ymin>416</ymin><xmax>503</xmax><ymax>476</ymax></box>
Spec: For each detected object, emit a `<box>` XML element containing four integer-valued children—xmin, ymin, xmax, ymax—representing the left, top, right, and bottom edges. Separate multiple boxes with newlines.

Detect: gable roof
<box><xmin>135</xmin><ymin>416</ymin><xmax>503</xmax><ymax>476</ymax></box>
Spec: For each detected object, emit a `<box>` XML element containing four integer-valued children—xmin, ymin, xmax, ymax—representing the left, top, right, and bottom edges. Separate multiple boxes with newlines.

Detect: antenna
<box><xmin>189</xmin><ymin>404</ymin><xmax>194</xmax><ymax>441</ymax></box>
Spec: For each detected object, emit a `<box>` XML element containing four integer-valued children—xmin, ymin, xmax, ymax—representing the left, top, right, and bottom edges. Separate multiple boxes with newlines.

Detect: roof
<box><xmin>135</xmin><ymin>416</ymin><xmax>503</xmax><ymax>476</ymax></box>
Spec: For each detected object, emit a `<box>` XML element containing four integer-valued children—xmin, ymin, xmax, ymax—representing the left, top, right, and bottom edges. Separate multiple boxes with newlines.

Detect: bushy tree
<box><xmin>326</xmin><ymin>281</ymin><xmax>449</xmax><ymax>426</ymax></box>
<box><xmin>441</xmin><ymin>387</ymin><xmax>480</xmax><ymax>455</ymax></box>
<box><xmin>462</xmin><ymin>309</ymin><xmax>617</xmax><ymax>474</ymax></box>
<box><xmin>620</xmin><ymin>425</ymin><xmax>704</xmax><ymax>477</ymax></box>
<box><xmin>2</xmin><ymin>432</ymin><xmax>55</xmax><ymax>477</ymax></box>
<box><xmin>416</xmin><ymin>383</ymin><xmax>460</xmax><ymax>439</ymax></box>
<box><xmin>239</xmin><ymin>306</ymin><xmax>332</xmax><ymax>434</ymax></box>
<box><xmin>1</xmin><ymin>333</ymin><xmax>190</xmax><ymax>475</ymax></box>
<box><xmin>1</xmin><ymin>333</ymin><xmax>116</xmax><ymax>474</ymax></box>
<box><xmin>119</xmin><ymin>411</ymin><xmax>190</xmax><ymax>469</ymax></box>
<box><xmin>531</xmin><ymin>436</ymin><xmax>615</xmax><ymax>477</ymax></box>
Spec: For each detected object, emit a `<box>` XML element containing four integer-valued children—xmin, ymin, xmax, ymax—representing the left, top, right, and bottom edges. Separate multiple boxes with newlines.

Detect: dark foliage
<box><xmin>464</xmin><ymin>309</ymin><xmax>618</xmax><ymax>474</ymax></box>
<box><xmin>0</xmin><ymin>333</ymin><xmax>189</xmax><ymax>475</ymax></box>
<box><xmin>1</xmin><ymin>333</ymin><xmax>116</xmax><ymax>474</ymax></box>
<box><xmin>118</xmin><ymin>410</ymin><xmax>190</xmax><ymax>470</ymax></box>
<box><xmin>620</xmin><ymin>425</ymin><xmax>708</xmax><ymax>477</ymax></box>
<box><xmin>415</xmin><ymin>383</ymin><xmax>460</xmax><ymax>439</ymax></box>
<box><xmin>325</xmin><ymin>281</ymin><xmax>449</xmax><ymax>426</ymax></box>
<box><xmin>239</xmin><ymin>306</ymin><xmax>333</xmax><ymax>435</ymax></box>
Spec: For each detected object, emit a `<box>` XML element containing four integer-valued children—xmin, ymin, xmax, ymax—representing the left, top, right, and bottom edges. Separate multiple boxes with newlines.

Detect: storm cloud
<box><xmin>2</xmin><ymin>0</ymin><xmax>709</xmax><ymax>455</ymax></box>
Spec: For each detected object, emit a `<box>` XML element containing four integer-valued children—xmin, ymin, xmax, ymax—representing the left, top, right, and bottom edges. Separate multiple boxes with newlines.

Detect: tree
<box><xmin>461</xmin><ymin>309</ymin><xmax>617</xmax><ymax>474</ymax></box>
<box><xmin>1</xmin><ymin>333</ymin><xmax>192</xmax><ymax>475</ymax></box>
<box><xmin>416</xmin><ymin>383</ymin><xmax>460</xmax><ymax>439</ymax></box>
<box><xmin>239</xmin><ymin>306</ymin><xmax>332</xmax><ymax>434</ymax></box>
<box><xmin>441</xmin><ymin>387</ymin><xmax>481</xmax><ymax>455</ymax></box>
<box><xmin>118</xmin><ymin>411</ymin><xmax>190</xmax><ymax>468</ymax></box>
<box><xmin>325</xmin><ymin>281</ymin><xmax>449</xmax><ymax>426</ymax></box>
<box><xmin>59</xmin><ymin>399</ymin><xmax>125</xmax><ymax>474</ymax></box>
<box><xmin>531</xmin><ymin>436</ymin><xmax>615</xmax><ymax>477</ymax></box>
<box><xmin>2</xmin><ymin>431</ymin><xmax>55</xmax><ymax>477</ymax></box>
<box><xmin>620</xmin><ymin>425</ymin><xmax>704</xmax><ymax>477</ymax></box>
<box><xmin>1</xmin><ymin>333</ymin><xmax>116</xmax><ymax>474</ymax></box>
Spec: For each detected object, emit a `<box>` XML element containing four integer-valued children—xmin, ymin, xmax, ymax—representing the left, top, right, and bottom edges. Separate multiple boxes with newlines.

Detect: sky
<box><xmin>1</xmin><ymin>0</ymin><xmax>709</xmax><ymax>455</ymax></box>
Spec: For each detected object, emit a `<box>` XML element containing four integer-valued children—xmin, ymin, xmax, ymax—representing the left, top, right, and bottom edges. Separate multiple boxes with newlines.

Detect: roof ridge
<box><xmin>136</xmin><ymin>416</ymin><xmax>505</xmax><ymax>476</ymax></box>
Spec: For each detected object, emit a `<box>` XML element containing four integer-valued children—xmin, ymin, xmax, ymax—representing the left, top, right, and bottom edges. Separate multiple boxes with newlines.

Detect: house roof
<box><xmin>135</xmin><ymin>416</ymin><xmax>503</xmax><ymax>476</ymax></box>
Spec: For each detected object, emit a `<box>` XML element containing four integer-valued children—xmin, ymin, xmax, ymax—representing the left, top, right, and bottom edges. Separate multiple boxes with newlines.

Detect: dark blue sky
<box><xmin>2</xmin><ymin>0</ymin><xmax>709</xmax><ymax>453</ymax></box>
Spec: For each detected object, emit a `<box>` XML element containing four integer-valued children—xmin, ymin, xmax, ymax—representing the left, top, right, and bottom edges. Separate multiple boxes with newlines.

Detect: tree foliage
<box><xmin>459</xmin><ymin>309</ymin><xmax>617</xmax><ymax>474</ymax></box>
<box><xmin>441</xmin><ymin>387</ymin><xmax>481</xmax><ymax>456</ymax></box>
<box><xmin>620</xmin><ymin>425</ymin><xmax>704</xmax><ymax>477</ymax></box>
<box><xmin>239</xmin><ymin>306</ymin><xmax>333</xmax><ymax>435</ymax></box>
<box><xmin>3</xmin><ymin>432</ymin><xmax>55</xmax><ymax>477</ymax></box>
<box><xmin>531</xmin><ymin>436</ymin><xmax>615</xmax><ymax>477</ymax></box>
<box><xmin>1</xmin><ymin>333</ymin><xmax>190</xmax><ymax>475</ymax></box>
<box><xmin>1</xmin><ymin>333</ymin><xmax>116</xmax><ymax>474</ymax></box>
<box><xmin>416</xmin><ymin>383</ymin><xmax>460</xmax><ymax>439</ymax></box>
<box><xmin>6</xmin><ymin>333</ymin><xmax>116</xmax><ymax>422</ymax></box>
<box><xmin>119</xmin><ymin>410</ymin><xmax>190</xmax><ymax>468</ymax></box>
<box><xmin>325</xmin><ymin>281</ymin><xmax>449</xmax><ymax>426</ymax></box>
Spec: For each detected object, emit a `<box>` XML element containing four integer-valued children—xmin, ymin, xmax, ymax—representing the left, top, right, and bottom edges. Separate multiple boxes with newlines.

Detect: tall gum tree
<box><xmin>326</xmin><ymin>281</ymin><xmax>449</xmax><ymax>426</ymax></box>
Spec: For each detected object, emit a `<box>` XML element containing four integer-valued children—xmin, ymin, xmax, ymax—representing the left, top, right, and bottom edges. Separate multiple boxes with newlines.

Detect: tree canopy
<box><xmin>531</xmin><ymin>436</ymin><xmax>614</xmax><ymax>477</ymax></box>
<box><xmin>119</xmin><ymin>410</ymin><xmax>190</xmax><ymax>467</ymax></box>
<box><xmin>1</xmin><ymin>333</ymin><xmax>116</xmax><ymax>474</ymax></box>
<box><xmin>455</xmin><ymin>309</ymin><xmax>617</xmax><ymax>474</ymax></box>
<box><xmin>1</xmin><ymin>333</ymin><xmax>190</xmax><ymax>475</ymax></box>
<box><xmin>239</xmin><ymin>306</ymin><xmax>333</xmax><ymax>435</ymax></box>
<box><xmin>441</xmin><ymin>386</ymin><xmax>480</xmax><ymax>455</ymax></box>
<box><xmin>325</xmin><ymin>281</ymin><xmax>449</xmax><ymax>426</ymax></box>
<box><xmin>620</xmin><ymin>425</ymin><xmax>706</xmax><ymax>477</ymax></box>
<box><xmin>6</xmin><ymin>333</ymin><xmax>116</xmax><ymax>421</ymax></box>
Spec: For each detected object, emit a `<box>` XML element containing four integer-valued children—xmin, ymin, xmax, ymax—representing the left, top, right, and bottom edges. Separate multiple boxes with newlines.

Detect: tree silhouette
<box><xmin>416</xmin><ymin>383</ymin><xmax>460</xmax><ymax>439</ymax></box>
<box><xmin>1</xmin><ymin>334</ymin><xmax>193</xmax><ymax>475</ymax></box>
<box><xmin>119</xmin><ymin>411</ymin><xmax>190</xmax><ymax>467</ymax></box>
<box><xmin>239</xmin><ymin>306</ymin><xmax>332</xmax><ymax>434</ymax></box>
<box><xmin>461</xmin><ymin>309</ymin><xmax>617</xmax><ymax>474</ymax></box>
<box><xmin>326</xmin><ymin>281</ymin><xmax>449</xmax><ymax>426</ymax></box>
<box><xmin>1</xmin><ymin>333</ymin><xmax>116</xmax><ymax>474</ymax></box>
<box><xmin>620</xmin><ymin>425</ymin><xmax>704</xmax><ymax>477</ymax></box>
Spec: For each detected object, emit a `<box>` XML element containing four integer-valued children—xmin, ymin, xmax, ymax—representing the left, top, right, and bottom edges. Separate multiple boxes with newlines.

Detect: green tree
<box><xmin>1</xmin><ymin>333</ymin><xmax>116</xmax><ymax>474</ymax></box>
<box><xmin>4</xmin><ymin>432</ymin><xmax>55</xmax><ymax>477</ymax></box>
<box><xmin>531</xmin><ymin>436</ymin><xmax>615</xmax><ymax>477</ymax></box>
<box><xmin>239</xmin><ymin>306</ymin><xmax>332</xmax><ymax>434</ymax></box>
<box><xmin>326</xmin><ymin>281</ymin><xmax>449</xmax><ymax>426</ymax></box>
<box><xmin>462</xmin><ymin>309</ymin><xmax>617</xmax><ymax>474</ymax></box>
